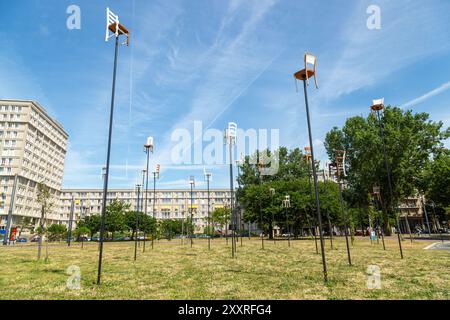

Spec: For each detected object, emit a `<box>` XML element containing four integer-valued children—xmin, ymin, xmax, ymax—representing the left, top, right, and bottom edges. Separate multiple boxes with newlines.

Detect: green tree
<box><xmin>104</xmin><ymin>200</ymin><xmax>129</xmax><ymax>238</ymax></box>
<box><xmin>47</xmin><ymin>224</ymin><xmax>67</xmax><ymax>242</ymax></box>
<box><xmin>78</xmin><ymin>215</ymin><xmax>100</xmax><ymax>237</ymax></box>
<box><xmin>159</xmin><ymin>219</ymin><xmax>182</xmax><ymax>240</ymax></box>
<box><xmin>211</xmin><ymin>208</ymin><xmax>231</xmax><ymax>236</ymax></box>
<box><xmin>325</xmin><ymin>106</ymin><xmax>449</xmax><ymax>232</ymax></box>
<box><xmin>73</xmin><ymin>226</ymin><xmax>91</xmax><ymax>241</ymax></box>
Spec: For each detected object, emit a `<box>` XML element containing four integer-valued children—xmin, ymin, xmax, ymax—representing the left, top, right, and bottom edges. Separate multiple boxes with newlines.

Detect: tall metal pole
<box><xmin>207</xmin><ymin>176</ymin><xmax>211</xmax><ymax>250</ymax></box>
<box><xmin>141</xmin><ymin>169</ymin><xmax>146</xmax><ymax>252</ymax></box>
<box><xmin>152</xmin><ymin>171</ymin><xmax>156</xmax><ymax>250</ymax></box>
<box><xmin>134</xmin><ymin>185</ymin><xmax>140</xmax><ymax>261</ymax></box>
<box><xmin>229</xmin><ymin>140</ymin><xmax>236</xmax><ymax>258</ymax></box>
<box><xmin>321</xmin><ymin>170</ymin><xmax>334</xmax><ymax>249</ymax></box>
<box><xmin>307</xmin><ymin>158</ymin><xmax>319</xmax><ymax>254</ymax></box>
<box><xmin>3</xmin><ymin>174</ymin><xmax>18</xmax><ymax>246</ymax></box>
<box><xmin>67</xmin><ymin>195</ymin><xmax>75</xmax><ymax>246</ymax></box>
<box><xmin>97</xmin><ymin>35</ymin><xmax>119</xmax><ymax>287</ymax></box>
<box><xmin>375</xmin><ymin>109</ymin><xmax>404</xmax><ymax>259</ymax></box>
<box><xmin>144</xmin><ymin>148</ymin><xmax>150</xmax><ymax>252</ymax></box>
<box><xmin>421</xmin><ymin>197</ymin><xmax>431</xmax><ymax>237</ymax></box>
<box><xmin>302</xmin><ymin>79</ymin><xmax>327</xmax><ymax>282</ymax></box>
<box><xmin>337</xmin><ymin>181</ymin><xmax>352</xmax><ymax>266</ymax></box>
<box><xmin>190</xmin><ymin>180</ymin><xmax>194</xmax><ymax>248</ymax></box>
<box><xmin>257</xmin><ymin>167</ymin><xmax>264</xmax><ymax>250</ymax></box>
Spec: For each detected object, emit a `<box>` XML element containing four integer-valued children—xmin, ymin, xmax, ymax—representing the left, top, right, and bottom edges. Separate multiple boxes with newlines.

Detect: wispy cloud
<box><xmin>401</xmin><ymin>81</ymin><xmax>450</xmax><ymax>109</ymax></box>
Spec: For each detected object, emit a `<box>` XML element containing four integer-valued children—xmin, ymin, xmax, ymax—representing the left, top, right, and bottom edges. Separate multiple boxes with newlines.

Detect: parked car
<box><xmin>282</xmin><ymin>233</ymin><xmax>294</xmax><ymax>237</ymax></box>
<box><xmin>31</xmin><ymin>237</ymin><xmax>40</xmax><ymax>242</ymax></box>
<box><xmin>17</xmin><ymin>238</ymin><xmax>28</xmax><ymax>243</ymax></box>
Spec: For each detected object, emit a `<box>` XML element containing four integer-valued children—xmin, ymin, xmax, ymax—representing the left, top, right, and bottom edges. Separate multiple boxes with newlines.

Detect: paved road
<box><xmin>426</xmin><ymin>242</ymin><xmax>450</xmax><ymax>251</ymax></box>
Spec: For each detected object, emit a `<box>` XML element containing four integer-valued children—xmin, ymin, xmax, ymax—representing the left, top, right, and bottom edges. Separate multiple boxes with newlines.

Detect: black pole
<box><xmin>3</xmin><ymin>174</ymin><xmax>18</xmax><ymax>246</ymax></box>
<box><xmin>375</xmin><ymin>109</ymin><xmax>404</xmax><ymax>259</ymax></box>
<box><xmin>97</xmin><ymin>36</ymin><xmax>119</xmax><ymax>287</ymax></box>
<box><xmin>307</xmin><ymin>158</ymin><xmax>319</xmax><ymax>254</ymax></box>
<box><xmin>337</xmin><ymin>181</ymin><xmax>352</xmax><ymax>266</ymax></box>
<box><xmin>302</xmin><ymin>79</ymin><xmax>327</xmax><ymax>282</ymax></box>
<box><xmin>271</xmin><ymin>194</ymin><xmax>276</xmax><ymax>244</ymax></box>
<box><xmin>152</xmin><ymin>172</ymin><xmax>156</xmax><ymax>249</ymax></box>
<box><xmin>67</xmin><ymin>195</ymin><xmax>75</xmax><ymax>247</ymax></box>
<box><xmin>229</xmin><ymin>141</ymin><xmax>235</xmax><ymax>258</ymax></box>
<box><xmin>258</xmin><ymin>170</ymin><xmax>264</xmax><ymax>250</ymax></box>
<box><xmin>190</xmin><ymin>183</ymin><xmax>194</xmax><ymax>248</ymax></box>
<box><xmin>285</xmin><ymin>206</ymin><xmax>290</xmax><ymax>247</ymax></box>
<box><xmin>134</xmin><ymin>185</ymin><xmax>140</xmax><ymax>261</ymax></box>
<box><xmin>321</xmin><ymin>170</ymin><xmax>334</xmax><ymax>249</ymax></box>
<box><xmin>421</xmin><ymin>198</ymin><xmax>431</xmax><ymax>237</ymax></box>
<box><xmin>373</xmin><ymin>196</ymin><xmax>386</xmax><ymax>250</ymax></box>
<box><xmin>207</xmin><ymin>177</ymin><xmax>211</xmax><ymax>250</ymax></box>
<box><xmin>141</xmin><ymin>170</ymin><xmax>146</xmax><ymax>252</ymax></box>
<box><xmin>144</xmin><ymin>148</ymin><xmax>150</xmax><ymax>252</ymax></box>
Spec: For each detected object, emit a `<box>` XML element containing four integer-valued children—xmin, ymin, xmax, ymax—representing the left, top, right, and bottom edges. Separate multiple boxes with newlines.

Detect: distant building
<box><xmin>58</xmin><ymin>189</ymin><xmax>233</xmax><ymax>233</ymax></box>
<box><xmin>0</xmin><ymin>100</ymin><xmax>68</xmax><ymax>230</ymax></box>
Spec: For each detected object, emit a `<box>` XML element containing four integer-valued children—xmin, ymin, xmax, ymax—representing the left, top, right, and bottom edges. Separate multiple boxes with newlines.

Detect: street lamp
<box><xmin>294</xmin><ymin>53</ymin><xmax>327</xmax><ymax>282</ymax></box>
<box><xmin>204</xmin><ymin>168</ymin><xmax>212</xmax><ymax>250</ymax></box>
<box><xmin>97</xmin><ymin>7</ymin><xmax>130</xmax><ymax>287</ymax></box>
<box><xmin>189</xmin><ymin>176</ymin><xmax>195</xmax><ymax>248</ymax></box>
<box><xmin>144</xmin><ymin>137</ymin><xmax>154</xmax><ymax>252</ymax></box>
<box><xmin>236</xmin><ymin>156</ymin><xmax>244</xmax><ymax>247</ymax></box>
<box><xmin>370</xmin><ymin>98</ymin><xmax>404</xmax><ymax>258</ymax></box>
<box><xmin>134</xmin><ymin>184</ymin><xmax>141</xmax><ymax>261</ymax></box>
<box><xmin>151</xmin><ymin>164</ymin><xmax>160</xmax><ymax>250</ymax></box>
<box><xmin>269</xmin><ymin>188</ymin><xmax>276</xmax><ymax>244</ymax></box>
<box><xmin>282</xmin><ymin>195</ymin><xmax>291</xmax><ymax>247</ymax></box>
<box><xmin>334</xmin><ymin>150</ymin><xmax>352</xmax><ymax>266</ymax></box>
<box><xmin>225</xmin><ymin>122</ymin><xmax>237</xmax><ymax>258</ymax></box>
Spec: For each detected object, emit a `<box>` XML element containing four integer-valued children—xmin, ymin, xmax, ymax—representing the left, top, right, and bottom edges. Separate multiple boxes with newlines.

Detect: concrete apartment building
<box><xmin>58</xmin><ymin>189</ymin><xmax>233</xmax><ymax>232</ymax></box>
<box><xmin>0</xmin><ymin>100</ymin><xmax>68</xmax><ymax>230</ymax></box>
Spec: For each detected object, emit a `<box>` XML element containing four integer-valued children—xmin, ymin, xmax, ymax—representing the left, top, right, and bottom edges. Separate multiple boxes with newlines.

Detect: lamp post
<box><xmin>283</xmin><ymin>195</ymin><xmax>291</xmax><ymax>247</ymax></box>
<box><xmin>225</xmin><ymin>122</ymin><xmax>237</xmax><ymax>258</ymax></box>
<box><xmin>134</xmin><ymin>184</ymin><xmax>141</xmax><ymax>261</ymax></box>
<box><xmin>189</xmin><ymin>176</ymin><xmax>195</xmax><ymax>248</ymax></box>
<box><xmin>204</xmin><ymin>169</ymin><xmax>212</xmax><ymax>250</ymax></box>
<box><xmin>371</xmin><ymin>99</ymin><xmax>404</xmax><ymax>259</ymax></box>
<box><xmin>305</xmin><ymin>148</ymin><xmax>319</xmax><ymax>254</ymax></box>
<box><xmin>294</xmin><ymin>53</ymin><xmax>327</xmax><ymax>282</ymax></box>
<box><xmin>269</xmin><ymin>188</ymin><xmax>276</xmax><ymax>244</ymax></box>
<box><xmin>151</xmin><ymin>165</ymin><xmax>160</xmax><ymax>250</ymax></box>
<box><xmin>334</xmin><ymin>150</ymin><xmax>352</xmax><ymax>266</ymax></box>
<box><xmin>97</xmin><ymin>7</ymin><xmax>130</xmax><ymax>287</ymax></box>
<box><xmin>144</xmin><ymin>137</ymin><xmax>154</xmax><ymax>252</ymax></box>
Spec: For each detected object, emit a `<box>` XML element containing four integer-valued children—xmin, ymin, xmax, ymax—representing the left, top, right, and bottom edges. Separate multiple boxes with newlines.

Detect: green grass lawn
<box><xmin>0</xmin><ymin>237</ymin><xmax>448</xmax><ymax>300</ymax></box>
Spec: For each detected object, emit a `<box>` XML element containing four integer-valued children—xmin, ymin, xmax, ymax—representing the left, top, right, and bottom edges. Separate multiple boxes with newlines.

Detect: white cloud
<box><xmin>401</xmin><ymin>81</ymin><xmax>450</xmax><ymax>109</ymax></box>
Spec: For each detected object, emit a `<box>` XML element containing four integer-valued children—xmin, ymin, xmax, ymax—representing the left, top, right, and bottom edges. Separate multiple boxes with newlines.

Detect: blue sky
<box><xmin>1</xmin><ymin>0</ymin><xmax>449</xmax><ymax>190</ymax></box>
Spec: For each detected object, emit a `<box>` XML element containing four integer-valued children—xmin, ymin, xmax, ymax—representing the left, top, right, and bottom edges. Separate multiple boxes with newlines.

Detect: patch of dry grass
<box><xmin>0</xmin><ymin>237</ymin><xmax>448</xmax><ymax>300</ymax></box>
